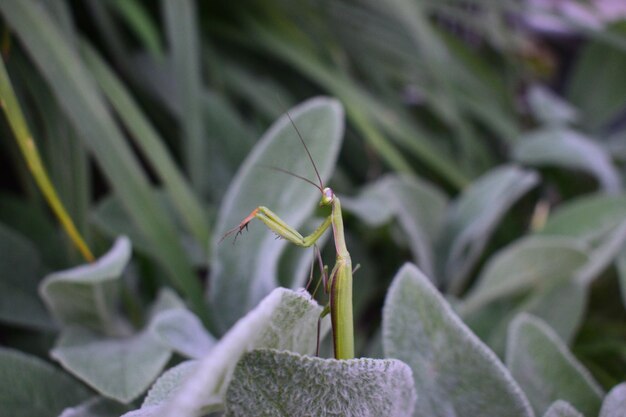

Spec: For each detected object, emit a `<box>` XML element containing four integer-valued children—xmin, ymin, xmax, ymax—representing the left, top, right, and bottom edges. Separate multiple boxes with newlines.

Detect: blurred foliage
<box><xmin>1</xmin><ymin>0</ymin><xmax>626</xmax><ymax>415</ymax></box>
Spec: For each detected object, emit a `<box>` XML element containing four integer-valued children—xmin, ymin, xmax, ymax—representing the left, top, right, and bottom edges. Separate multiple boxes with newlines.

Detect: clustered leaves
<box><xmin>1</xmin><ymin>0</ymin><xmax>626</xmax><ymax>417</ymax></box>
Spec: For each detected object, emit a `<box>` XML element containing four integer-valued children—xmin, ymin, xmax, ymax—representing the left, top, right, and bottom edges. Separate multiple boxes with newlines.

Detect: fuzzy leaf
<box><xmin>342</xmin><ymin>174</ymin><xmax>447</xmax><ymax>279</ymax></box>
<box><xmin>155</xmin><ymin>288</ymin><xmax>323</xmax><ymax>416</ymax></box>
<box><xmin>543</xmin><ymin>401</ymin><xmax>584</xmax><ymax>417</ymax></box>
<box><xmin>59</xmin><ymin>397</ymin><xmax>129</xmax><ymax>417</ymax></box>
<box><xmin>0</xmin><ymin>223</ymin><xmax>52</xmax><ymax>329</ymax></box>
<box><xmin>567</xmin><ymin>26</ymin><xmax>626</xmax><ymax>130</ymax></box>
<box><xmin>225</xmin><ymin>349</ymin><xmax>416</xmax><ymax>417</ymax></box>
<box><xmin>39</xmin><ymin>236</ymin><xmax>131</xmax><ymax>333</ymax></box>
<box><xmin>462</xmin><ymin>236</ymin><xmax>588</xmax><ymax>314</ymax></box>
<box><xmin>599</xmin><ymin>383</ymin><xmax>626</xmax><ymax>417</ymax></box>
<box><xmin>513</xmin><ymin>128</ymin><xmax>622</xmax><ymax>193</ymax></box>
<box><xmin>438</xmin><ymin>165</ymin><xmax>538</xmax><ymax>294</ymax></box>
<box><xmin>617</xmin><ymin>248</ymin><xmax>626</xmax><ymax>309</ymax></box>
<box><xmin>527</xmin><ymin>85</ymin><xmax>578</xmax><ymax>125</ymax></box>
<box><xmin>209</xmin><ymin>97</ymin><xmax>344</xmax><ymax>333</ymax></box>
<box><xmin>51</xmin><ymin>325</ymin><xmax>171</xmax><ymax>403</ymax></box>
<box><xmin>383</xmin><ymin>263</ymin><xmax>533</xmax><ymax>417</ymax></box>
<box><xmin>0</xmin><ymin>347</ymin><xmax>90</xmax><ymax>417</ymax></box>
<box><xmin>150</xmin><ymin>308</ymin><xmax>215</xmax><ymax>359</ymax></box>
<box><xmin>506</xmin><ymin>314</ymin><xmax>604</xmax><ymax>417</ymax></box>
<box><xmin>540</xmin><ymin>194</ymin><xmax>626</xmax><ymax>239</ymax></box>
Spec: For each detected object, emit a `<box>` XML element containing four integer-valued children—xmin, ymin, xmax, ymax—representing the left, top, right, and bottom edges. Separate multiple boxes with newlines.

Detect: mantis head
<box><xmin>320</xmin><ymin>187</ymin><xmax>335</xmax><ymax>206</ymax></box>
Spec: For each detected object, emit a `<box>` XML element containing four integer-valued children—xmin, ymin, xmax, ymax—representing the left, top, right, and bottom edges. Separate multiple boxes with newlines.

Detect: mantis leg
<box><xmin>222</xmin><ymin>206</ymin><xmax>332</xmax><ymax>247</ymax></box>
<box><xmin>316</xmin><ymin>304</ymin><xmax>330</xmax><ymax>356</ymax></box>
<box><xmin>256</xmin><ymin>206</ymin><xmax>332</xmax><ymax>247</ymax></box>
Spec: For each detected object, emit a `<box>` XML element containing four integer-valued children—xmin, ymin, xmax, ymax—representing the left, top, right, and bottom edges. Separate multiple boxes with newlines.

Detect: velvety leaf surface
<box><xmin>39</xmin><ymin>236</ymin><xmax>131</xmax><ymax>333</ymax></box>
<box><xmin>527</xmin><ymin>85</ymin><xmax>578</xmax><ymax>125</ymax></box>
<box><xmin>59</xmin><ymin>397</ymin><xmax>129</xmax><ymax>417</ymax></box>
<box><xmin>506</xmin><ymin>314</ymin><xmax>604</xmax><ymax>417</ymax></box>
<box><xmin>383</xmin><ymin>263</ymin><xmax>532</xmax><ymax>417</ymax></box>
<box><xmin>462</xmin><ymin>236</ymin><xmax>588</xmax><ymax>314</ymax></box>
<box><xmin>513</xmin><ymin>128</ymin><xmax>622</xmax><ymax>193</ymax></box>
<box><xmin>0</xmin><ymin>347</ymin><xmax>90</xmax><ymax>417</ymax></box>
<box><xmin>342</xmin><ymin>174</ymin><xmax>447</xmax><ymax>279</ymax></box>
<box><xmin>599</xmin><ymin>383</ymin><xmax>626</xmax><ymax>417</ymax></box>
<box><xmin>540</xmin><ymin>194</ymin><xmax>626</xmax><ymax>239</ymax></box>
<box><xmin>209</xmin><ymin>97</ymin><xmax>344</xmax><ymax>333</ymax></box>
<box><xmin>0</xmin><ymin>224</ymin><xmax>52</xmax><ymax>329</ymax></box>
<box><xmin>225</xmin><ymin>349</ymin><xmax>416</xmax><ymax>417</ymax></box>
<box><xmin>437</xmin><ymin>165</ymin><xmax>539</xmax><ymax>294</ymax></box>
<box><xmin>154</xmin><ymin>288</ymin><xmax>323</xmax><ymax>416</ymax></box>
<box><xmin>50</xmin><ymin>288</ymin><xmax>182</xmax><ymax>403</ymax></box>
<box><xmin>150</xmin><ymin>307</ymin><xmax>215</xmax><ymax>359</ymax></box>
<box><xmin>567</xmin><ymin>25</ymin><xmax>626</xmax><ymax>130</ymax></box>
<box><xmin>543</xmin><ymin>401</ymin><xmax>584</xmax><ymax>417</ymax></box>
<box><xmin>51</xmin><ymin>325</ymin><xmax>171</xmax><ymax>403</ymax></box>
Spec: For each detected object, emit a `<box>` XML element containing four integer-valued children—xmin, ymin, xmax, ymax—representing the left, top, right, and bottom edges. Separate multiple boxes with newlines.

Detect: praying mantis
<box><xmin>222</xmin><ymin>114</ymin><xmax>354</xmax><ymax>360</ymax></box>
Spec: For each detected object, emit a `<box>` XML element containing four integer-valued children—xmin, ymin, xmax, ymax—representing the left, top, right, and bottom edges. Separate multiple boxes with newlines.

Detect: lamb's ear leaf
<box><xmin>437</xmin><ymin>165</ymin><xmax>538</xmax><ymax>294</ymax></box>
<box><xmin>506</xmin><ymin>313</ymin><xmax>604</xmax><ymax>417</ymax></box>
<box><xmin>599</xmin><ymin>382</ymin><xmax>626</xmax><ymax>417</ymax></box>
<box><xmin>513</xmin><ymin>128</ymin><xmax>621</xmax><ymax>193</ymax></box>
<box><xmin>59</xmin><ymin>396</ymin><xmax>130</xmax><ymax>417</ymax></box>
<box><xmin>342</xmin><ymin>174</ymin><xmax>447</xmax><ymax>280</ymax></box>
<box><xmin>0</xmin><ymin>224</ymin><xmax>53</xmax><ymax>329</ymax></box>
<box><xmin>383</xmin><ymin>263</ymin><xmax>533</xmax><ymax>417</ymax></box>
<box><xmin>542</xmin><ymin>400</ymin><xmax>584</xmax><ymax>417</ymax></box>
<box><xmin>150</xmin><ymin>307</ymin><xmax>215</xmax><ymax>359</ymax></box>
<box><xmin>0</xmin><ymin>347</ymin><xmax>90</xmax><ymax>417</ymax></box>
<box><xmin>50</xmin><ymin>289</ymin><xmax>181</xmax><ymax>404</ymax></box>
<box><xmin>224</xmin><ymin>349</ymin><xmax>416</xmax><ymax>417</ymax></box>
<box><xmin>147</xmin><ymin>288</ymin><xmax>323</xmax><ymax>416</ymax></box>
<box><xmin>39</xmin><ymin>236</ymin><xmax>131</xmax><ymax>333</ymax></box>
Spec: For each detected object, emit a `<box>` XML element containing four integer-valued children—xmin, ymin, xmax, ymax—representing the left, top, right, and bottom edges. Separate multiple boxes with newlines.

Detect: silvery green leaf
<box><xmin>142</xmin><ymin>361</ymin><xmax>200</xmax><ymax>407</ymax></box>
<box><xmin>617</xmin><ymin>248</ymin><xmax>626</xmax><ymax>308</ymax></box>
<box><xmin>0</xmin><ymin>224</ymin><xmax>53</xmax><ymax>329</ymax></box>
<box><xmin>209</xmin><ymin>97</ymin><xmax>344</xmax><ymax>333</ymax></box>
<box><xmin>471</xmin><ymin>278</ymin><xmax>588</xmax><ymax>357</ymax></box>
<box><xmin>543</xmin><ymin>401</ymin><xmax>584</xmax><ymax>417</ymax></box>
<box><xmin>225</xmin><ymin>349</ymin><xmax>416</xmax><ymax>417</ymax></box>
<box><xmin>575</xmin><ymin>220</ymin><xmax>626</xmax><ymax>286</ymax></box>
<box><xmin>567</xmin><ymin>32</ymin><xmax>626</xmax><ymax>131</ymax></box>
<box><xmin>120</xmin><ymin>361</ymin><xmax>221</xmax><ymax>417</ymax></box>
<box><xmin>39</xmin><ymin>236</ymin><xmax>131</xmax><ymax>334</ymax></box>
<box><xmin>59</xmin><ymin>397</ymin><xmax>129</xmax><ymax>417</ymax></box>
<box><xmin>51</xmin><ymin>325</ymin><xmax>171</xmax><ymax>403</ymax></box>
<box><xmin>0</xmin><ymin>347</ymin><xmax>90</xmax><ymax>417</ymax></box>
<box><xmin>438</xmin><ymin>165</ymin><xmax>539</xmax><ymax>294</ymax></box>
<box><xmin>342</xmin><ymin>174</ymin><xmax>447</xmax><ymax>279</ymax></box>
<box><xmin>462</xmin><ymin>235</ymin><xmax>588</xmax><ymax>315</ymax></box>
<box><xmin>506</xmin><ymin>314</ymin><xmax>604</xmax><ymax>417</ymax></box>
<box><xmin>540</xmin><ymin>194</ymin><xmax>626</xmax><ymax>240</ymax></box>
<box><xmin>527</xmin><ymin>85</ymin><xmax>578</xmax><ymax>125</ymax></box>
<box><xmin>599</xmin><ymin>383</ymin><xmax>626</xmax><ymax>417</ymax></box>
<box><xmin>150</xmin><ymin>307</ymin><xmax>215</xmax><ymax>359</ymax></box>
<box><xmin>156</xmin><ymin>288</ymin><xmax>323</xmax><ymax>417</ymax></box>
<box><xmin>383</xmin><ymin>263</ymin><xmax>532</xmax><ymax>417</ymax></box>
<box><xmin>50</xmin><ymin>288</ymin><xmax>180</xmax><ymax>404</ymax></box>
<box><xmin>513</xmin><ymin>128</ymin><xmax>622</xmax><ymax>193</ymax></box>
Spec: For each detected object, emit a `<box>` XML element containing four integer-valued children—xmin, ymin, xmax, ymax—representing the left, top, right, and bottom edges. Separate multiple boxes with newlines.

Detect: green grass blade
<box><xmin>162</xmin><ymin>0</ymin><xmax>207</xmax><ymax>199</ymax></box>
<box><xmin>110</xmin><ymin>0</ymin><xmax>163</xmax><ymax>58</ymax></box>
<box><xmin>81</xmin><ymin>41</ymin><xmax>210</xmax><ymax>250</ymax></box>
<box><xmin>0</xmin><ymin>0</ymin><xmax>209</xmax><ymax>324</ymax></box>
<box><xmin>0</xmin><ymin>55</ymin><xmax>94</xmax><ymax>262</ymax></box>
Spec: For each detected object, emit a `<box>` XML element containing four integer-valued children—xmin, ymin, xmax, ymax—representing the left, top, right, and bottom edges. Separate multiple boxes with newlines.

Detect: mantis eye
<box><xmin>321</xmin><ymin>187</ymin><xmax>334</xmax><ymax>205</ymax></box>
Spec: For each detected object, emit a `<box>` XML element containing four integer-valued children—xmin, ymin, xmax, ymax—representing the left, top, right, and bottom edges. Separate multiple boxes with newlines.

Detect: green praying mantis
<box><xmin>221</xmin><ymin>114</ymin><xmax>354</xmax><ymax>360</ymax></box>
